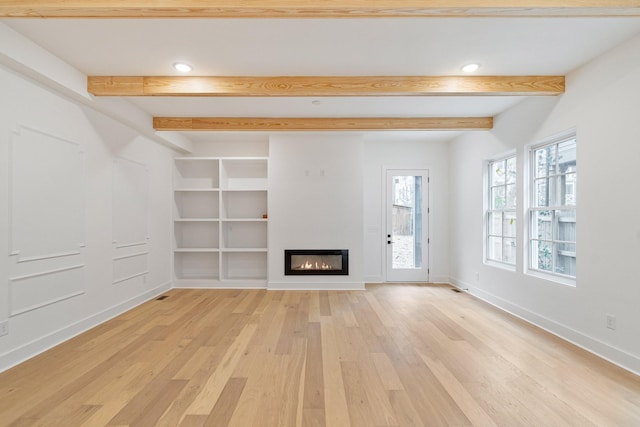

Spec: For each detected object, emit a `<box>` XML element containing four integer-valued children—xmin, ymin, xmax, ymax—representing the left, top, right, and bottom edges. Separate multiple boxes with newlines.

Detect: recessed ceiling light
<box><xmin>173</xmin><ymin>62</ymin><xmax>192</xmax><ymax>73</ymax></box>
<box><xmin>461</xmin><ymin>63</ymin><xmax>480</xmax><ymax>73</ymax></box>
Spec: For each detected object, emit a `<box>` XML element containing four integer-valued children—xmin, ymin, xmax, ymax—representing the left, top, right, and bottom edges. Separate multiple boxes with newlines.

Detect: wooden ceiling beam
<box><xmin>2</xmin><ymin>1</ymin><xmax>640</xmax><ymax>18</ymax></box>
<box><xmin>89</xmin><ymin>76</ymin><xmax>565</xmax><ymax>97</ymax></box>
<box><xmin>153</xmin><ymin>117</ymin><xmax>493</xmax><ymax>131</ymax></box>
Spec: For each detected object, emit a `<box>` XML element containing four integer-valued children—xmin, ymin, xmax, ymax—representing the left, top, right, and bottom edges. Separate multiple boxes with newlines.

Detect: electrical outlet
<box><xmin>606</xmin><ymin>314</ymin><xmax>616</xmax><ymax>330</ymax></box>
<box><xmin>0</xmin><ymin>320</ymin><xmax>8</xmax><ymax>337</ymax></box>
<box><xmin>475</xmin><ymin>272</ymin><xmax>480</xmax><ymax>281</ymax></box>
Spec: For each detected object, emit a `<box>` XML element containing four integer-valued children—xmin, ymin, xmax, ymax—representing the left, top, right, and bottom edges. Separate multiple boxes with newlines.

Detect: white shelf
<box><xmin>174</xmin><ymin>222</ymin><xmax>219</xmax><ymax>249</ymax></box>
<box><xmin>175</xmin><ymin>188</ymin><xmax>220</xmax><ymax>192</ymax></box>
<box><xmin>174</xmin><ymin>158</ymin><xmax>219</xmax><ymax>189</ymax></box>
<box><xmin>173</xmin><ymin>156</ymin><xmax>268</xmax><ymax>285</ymax></box>
<box><xmin>220</xmin><ymin>218</ymin><xmax>267</xmax><ymax>222</ymax></box>
<box><xmin>221</xmin><ymin>248</ymin><xmax>268</xmax><ymax>253</ymax></box>
<box><xmin>174</xmin><ymin>252</ymin><xmax>219</xmax><ymax>280</ymax></box>
<box><xmin>174</xmin><ymin>192</ymin><xmax>219</xmax><ymax>220</ymax></box>
<box><xmin>174</xmin><ymin>248</ymin><xmax>220</xmax><ymax>253</ymax></box>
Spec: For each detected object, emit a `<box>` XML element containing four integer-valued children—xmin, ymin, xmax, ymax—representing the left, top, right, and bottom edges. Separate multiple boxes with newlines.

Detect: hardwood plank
<box><xmin>1</xmin><ymin>285</ymin><xmax>639</xmax><ymax>427</ymax></box>
<box><xmin>318</xmin><ymin>290</ymin><xmax>331</xmax><ymax>316</ymax></box>
<box><xmin>319</xmin><ymin>317</ymin><xmax>352</xmax><ymax>427</ymax></box>
<box><xmin>3</xmin><ymin>2</ymin><xmax>638</xmax><ymax>18</ymax></box>
<box><xmin>340</xmin><ymin>361</ymin><xmax>377</xmax><ymax>426</ymax></box>
<box><xmin>303</xmin><ymin>323</ymin><xmax>325</xmax><ymax>414</ymax></box>
<box><xmin>416</xmin><ymin>350</ymin><xmax>498</xmax><ymax>427</ymax></box>
<box><xmin>203</xmin><ymin>377</ymin><xmax>247</xmax><ymax>427</ymax></box>
<box><xmin>125</xmin><ymin>379</ymin><xmax>188</xmax><ymax>427</ymax></box>
<box><xmin>90</xmin><ymin>75</ymin><xmax>565</xmax><ymax>97</ymax></box>
<box><xmin>183</xmin><ymin>323</ymin><xmax>258</xmax><ymax>416</ymax></box>
<box><xmin>153</xmin><ymin>116</ymin><xmax>494</xmax><ymax>132</ymax></box>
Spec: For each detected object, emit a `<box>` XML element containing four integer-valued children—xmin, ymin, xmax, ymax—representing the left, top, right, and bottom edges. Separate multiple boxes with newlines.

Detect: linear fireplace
<box><xmin>284</xmin><ymin>249</ymin><xmax>349</xmax><ymax>276</ymax></box>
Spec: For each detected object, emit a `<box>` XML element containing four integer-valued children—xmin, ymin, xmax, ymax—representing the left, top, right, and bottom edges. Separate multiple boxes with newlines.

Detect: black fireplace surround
<box><xmin>284</xmin><ymin>249</ymin><xmax>349</xmax><ymax>276</ymax></box>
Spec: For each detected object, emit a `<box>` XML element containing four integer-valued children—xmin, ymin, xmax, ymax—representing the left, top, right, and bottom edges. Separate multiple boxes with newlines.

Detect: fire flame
<box><xmin>299</xmin><ymin>260</ymin><xmax>333</xmax><ymax>270</ymax></box>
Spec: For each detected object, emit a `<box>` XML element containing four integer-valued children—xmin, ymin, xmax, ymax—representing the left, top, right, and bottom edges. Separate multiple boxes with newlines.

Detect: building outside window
<box><xmin>486</xmin><ymin>155</ymin><xmax>516</xmax><ymax>266</ymax></box>
<box><xmin>529</xmin><ymin>134</ymin><xmax>577</xmax><ymax>279</ymax></box>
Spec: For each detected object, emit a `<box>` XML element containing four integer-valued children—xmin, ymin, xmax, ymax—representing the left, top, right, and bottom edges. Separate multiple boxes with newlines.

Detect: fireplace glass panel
<box><xmin>284</xmin><ymin>249</ymin><xmax>349</xmax><ymax>275</ymax></box>
<box><xmin>291</xmin><ymin>254</ymin><xmax>342</xmax><ymax>271</ymax></box>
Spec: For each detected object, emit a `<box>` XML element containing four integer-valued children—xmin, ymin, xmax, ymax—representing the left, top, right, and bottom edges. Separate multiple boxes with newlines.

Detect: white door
<box><xmin>385</xmin><ymin>169</ymin><xmax>429</xmax><ymax>282</ymax></box>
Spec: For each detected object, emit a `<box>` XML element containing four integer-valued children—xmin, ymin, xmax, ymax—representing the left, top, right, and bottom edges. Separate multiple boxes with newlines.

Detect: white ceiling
<box><xmin>4</xmin><ymin>17</ymin><xmax>640</xmax><ymax>143</ymax></box>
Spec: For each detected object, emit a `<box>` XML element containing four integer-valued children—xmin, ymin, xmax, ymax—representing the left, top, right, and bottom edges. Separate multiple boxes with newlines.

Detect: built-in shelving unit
<box><xmin>173</xmin><ymin>157</ymin><xmax>268</xmax><ymax>287</ymax></box>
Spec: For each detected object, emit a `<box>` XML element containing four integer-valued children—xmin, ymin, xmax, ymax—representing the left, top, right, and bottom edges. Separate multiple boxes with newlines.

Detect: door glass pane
<box><xmin>392</xmin><ymin>175</ymin><xmax>422</xmax><ymax>269</ymax></box>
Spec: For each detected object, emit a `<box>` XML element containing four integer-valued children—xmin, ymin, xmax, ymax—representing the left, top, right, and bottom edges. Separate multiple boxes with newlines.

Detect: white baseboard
<box><xmin>364</xmin><ymin>275</ymin><xmax>384</xmax><ymax>283</ymax></box>
<box><xmin>268</xmin><ymin>281</ymin><xmax>365</xmax><ymax>291</ymax></box>
<box><xmin>448</xmin><ymin>277</ymin><xmax>640</xmax><ymax>376</ymax></box>
<box><xmin>0</xmin><ymin>281</ymin><xmax>171</xmax><ymax>373</ymax></box>
<box><xmin>173</xmin><ymin>279</ymin><xmax>267</xmax><ymax>289</ymax></box>
<box><xmin>428</xmin><ymin>275</ymin><xmax>450</xmax><ymax>284</ymax></box>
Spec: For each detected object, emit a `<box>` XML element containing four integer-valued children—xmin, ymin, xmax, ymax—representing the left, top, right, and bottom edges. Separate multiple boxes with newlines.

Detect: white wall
<box><xmin>363</xmin><ymin>138</ymin><xmax>451</xmax><ymax>283</ymax></box>
<box><xmin>268</xmin><ymin>134</ymin><xmax>364</xmax><ymax>289</ymax></box>
<box><xmin>0</xmin><ymin>64</ymin><xmax>174</xmax><ymax>372</ymax></box>
<box><xmin>449</xmin><ymin>33</ymin><xmax>640</xmax><ymax>374</ymax></box>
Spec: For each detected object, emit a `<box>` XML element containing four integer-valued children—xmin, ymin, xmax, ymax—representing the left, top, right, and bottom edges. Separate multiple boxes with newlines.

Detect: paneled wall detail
<box><xmin>112</xmin><ymin>158</ymin><xmax>148</xmax><ymax>248</ymax></box>
<box><xmin>112</xmin><ymin>157</ymin><xmax>149</xmax><ymax>285</ymax></box>
<box><xmin>9</xmin><ymin>264</ymin><xmax>85</xmax><ymax>316</ymax></box>
<box><xmin>113</xmin><ymin>251</ymin><xmax>149</xmax><ymax>285</ymax></box>
<box><xmin>9</xmin><ymin>125</ymin><xmax>85</xmax><ymax>262</ymax></box>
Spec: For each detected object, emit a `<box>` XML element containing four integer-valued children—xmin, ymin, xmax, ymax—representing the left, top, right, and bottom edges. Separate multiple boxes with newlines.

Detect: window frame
<box><xmin>484</xmin><ymin>153</ymin><xmax>517</xmax><ymax>269</ymax></box>
<box><xmin>526</xmin><ymin>130</ymin><xmax>577</xmax><ymax>285</ymax></box>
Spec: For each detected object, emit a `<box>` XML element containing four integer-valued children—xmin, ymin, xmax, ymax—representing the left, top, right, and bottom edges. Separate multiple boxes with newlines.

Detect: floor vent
<box><xmin>451</xmin><ymin>288</ymin><xmax>462</xmax><ymax>293</ymax></box>
<box><xmin>156</xmin><ymin>295</ymin><xmax>169</xmax><ymax>300</ymax></box>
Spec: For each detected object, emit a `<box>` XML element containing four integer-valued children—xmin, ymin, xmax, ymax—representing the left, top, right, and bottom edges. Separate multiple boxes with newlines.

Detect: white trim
<box><xmin>114</xmin><ymin>241</ymin><xmax>148</xmax><ymax>249</ymax></box>
<box><xmin>268</xmin><ymin>281</ymin><xmax>365</xmax><ymax>291</ymax></box>
<box><xmin>9</xmin><ymin>264</ymin><xmax>86</xmax><ymax>316</ymax></box>
<box><xmin>525</xmin><ymin>128</ymin><xmax>577</xmax><ymax>281</ymax></box>
<box><xmin>484</xmin><ymin>259</ymin><xmax>517</xmax><ymax>272</ymax></box>
<box><xmin>173</xmin><ymin>279</ymin><xmax>266</xmax><ymax>289</ymax></box>
<box><xmin>8</xmin><ymin>124</ymin><xmax>86</xmax><ymax>262</ymax></box>
<box><xmin>383</xmin><ymin>166</ymin><xmax>430</xmax><ymax>282</ymax></box>
<box><xmin>448</xmin><ymin>277</ymin><xmax>640</xmax><ymax>376</ymax></box>
<box><xmin>112</xmin><ymin>271</ymin><xmax>149</xmax><ymax>285</ymax></box>
<box><xmin>14</xmin><ymin>250</ymin><xmax>82</xmax><ymax>263</ymax></box>
<box><xmin>9</xmin><ymin>264</ymin><xmax>84</xmax><ymax>282</ymax></box>
<box><xmin>526</xmin><ymin>268</ymin><xmax>576</xmax><ymax>287</ymax></box>
<box><xmin>112</xmin><ymin>251</ymin><xmax>148</xmax><ymax>261</ymax></box>
<box><xmin>483</xmin><ymin>152</ymin><xmax>517</xmax><ymax>267</ymax></box>
<box><xmin>0</xmin><ymin>281</ymin><xmax>172</xmax><ymax>373</ymax></box>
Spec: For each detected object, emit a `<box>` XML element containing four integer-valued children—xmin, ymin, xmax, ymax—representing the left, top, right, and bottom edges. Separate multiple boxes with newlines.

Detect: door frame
<box><xmin>383</xmin><ymin>167</ymin><xmax>430</xmax><ymax>282</ymax></box>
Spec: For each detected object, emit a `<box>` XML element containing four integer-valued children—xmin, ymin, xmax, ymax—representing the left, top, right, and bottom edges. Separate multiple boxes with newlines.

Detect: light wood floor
<box><xmin>1</xmin><ymin>284</ymin><xmax>639</xmax><ymax>426</ymax></box>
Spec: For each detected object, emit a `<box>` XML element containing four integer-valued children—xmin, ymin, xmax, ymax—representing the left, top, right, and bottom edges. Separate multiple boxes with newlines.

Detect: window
<box><xmin>529</xmin><ymin>134</ymin><xmax>576</xmax><ymax>279</ymax></box>
<box><xmin>486</xmin><ymin>155</ymin><xmax>516</xmax><ymax>266</ymax></box>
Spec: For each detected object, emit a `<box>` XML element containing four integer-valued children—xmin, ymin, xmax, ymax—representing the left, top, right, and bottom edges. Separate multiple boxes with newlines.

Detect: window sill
<box><xmin>526</xmin><ymin>269</ymin><xmax>576</xmax><ymax>287</ymax></box>
<box><xmin>484</xmin><ymin>260</ymin><xmax>516</xmax><ymax>272</ymax></box>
